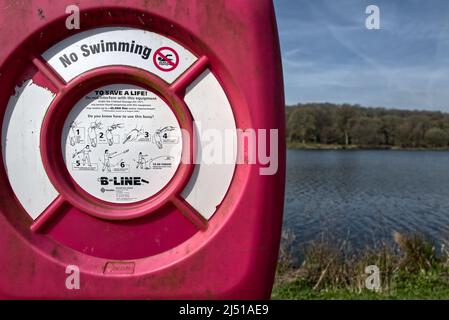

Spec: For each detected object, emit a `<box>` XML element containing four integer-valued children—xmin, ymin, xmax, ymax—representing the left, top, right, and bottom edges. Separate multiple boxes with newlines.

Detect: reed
<box><xmin>273</xmin><ymin>230</ymin><xmax>449</xmax><ymax>299</ymax></box>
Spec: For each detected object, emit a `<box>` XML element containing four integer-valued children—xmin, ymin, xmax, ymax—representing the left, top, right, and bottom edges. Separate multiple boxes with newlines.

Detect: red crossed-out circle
<box><xmin>153</xmin><ymin>47</ymin><xmax>180</xmax><ymax>72</ymax></box>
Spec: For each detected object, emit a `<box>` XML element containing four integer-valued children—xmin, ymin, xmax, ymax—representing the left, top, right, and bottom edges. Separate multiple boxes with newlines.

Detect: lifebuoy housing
<box><xmin>0</xmin><ymin>0</ymin><xmax>285</xmax><ymax>299</ymax></box>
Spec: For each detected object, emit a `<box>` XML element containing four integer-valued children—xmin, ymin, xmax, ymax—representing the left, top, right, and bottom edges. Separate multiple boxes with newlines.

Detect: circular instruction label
<box><xmin>62</xmin><ymin>84</ymin><xmax>183</xmax><ymax>204</ymax></box>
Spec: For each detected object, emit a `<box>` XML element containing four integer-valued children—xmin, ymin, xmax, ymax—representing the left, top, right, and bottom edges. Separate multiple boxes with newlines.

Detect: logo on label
<box><xmin>153</xmin><ymin>47</ymin><xmax>179</xmax><ymax>72</ymax></box>
<box><xmin>99</xmin><ymin>177</ymin><xmax>149</xmax><ymax>186</ymax></box>
<box><xmin>104</xmin><ymin>262</ymin><xmax>135</xmax><ymax>275</ymax></box>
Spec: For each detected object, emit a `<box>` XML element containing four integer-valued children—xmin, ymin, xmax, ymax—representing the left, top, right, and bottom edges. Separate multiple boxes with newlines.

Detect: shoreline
<box><xmin>273</xmin><ymin>232</ymin><xmax>449</xmax><ymax>299</ymax></box>
<box><xmin>287</xmin><ymin>142</ymin><xmax>449</xmax><ymax>151</ymax></box>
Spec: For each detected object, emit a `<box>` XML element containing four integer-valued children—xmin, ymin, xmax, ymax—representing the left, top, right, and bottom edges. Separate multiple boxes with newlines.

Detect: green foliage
<box><xmin>273</xmin><ymin>231</ymin><xmax>449</xmax><ymax>300</ymax></box>
<box><xmin>286</xmin><ymin>103</ymin><xmax>449</xmax><ymax>149</ymax></box>
<box><xmin>272</xmin><ymin>273</ymin><xmax>449</xmax><ymax>300</ymax></box>
<box><xmin>425</xmin><ymin>127</ymin><xmax>449</xmax><ymax>147</ymax></box>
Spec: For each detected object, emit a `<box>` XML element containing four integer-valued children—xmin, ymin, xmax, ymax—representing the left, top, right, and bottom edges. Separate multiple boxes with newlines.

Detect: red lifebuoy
<box><xmin>0</xmin><ymin>0</ymin><xmax>285</xmax><ymax>299</ymax></box>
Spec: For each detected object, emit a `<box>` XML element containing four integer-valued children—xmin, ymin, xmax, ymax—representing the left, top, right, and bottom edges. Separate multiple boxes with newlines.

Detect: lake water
<box><xmin>284</xmin><ymin>149</ymin><xmax>449</xmax><ymax>251</ymax></box>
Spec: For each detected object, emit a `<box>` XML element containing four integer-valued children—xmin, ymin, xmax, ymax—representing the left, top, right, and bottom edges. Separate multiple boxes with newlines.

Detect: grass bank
<box><xmin>272</xmin><ymin>231</ymin><xmax>449</xmax><ymax>299</ymax></box>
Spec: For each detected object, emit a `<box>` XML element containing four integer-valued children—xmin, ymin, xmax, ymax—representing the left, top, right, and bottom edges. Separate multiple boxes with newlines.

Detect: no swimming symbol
<box><xmin>153</xmin><ymin>47</ymin><xmax>179</xmax><ymax>72</ymax></box>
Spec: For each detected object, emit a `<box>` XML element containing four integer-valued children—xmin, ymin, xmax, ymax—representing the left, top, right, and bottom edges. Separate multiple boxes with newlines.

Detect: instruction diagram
<box><xmin>63</xmin><ymin>84</ymin><xmax>184</xmax><ymax>203</ymax></box>
<box><xmin>72</xmin><ymin>145</ymin><xmax>98</xmax><ymax>171</ymax></box>
<box><xmin>122</xmin><ymin>125</ymin><xmax>180</xmax><ymax>150</ymax></box>
<box><xmin>153</xmin><ymin>126</ymin><xmax>179</xmax><ymax>149</ymax></box>
<box><xmin>136</xmin><ymin>152</ymin><xmax>149</xmax><ymax>169</ymax></box>
<box><xmin>68</xmin><ymin>121</ymin><xmax>85</xmax><ymax>146</ymax></box>
<box><xmin>88</xmin><ymin>120</ymin><xmax>102</xmax><ymax>147</ymax></box>
<box><xmin>134</xmin><ymin>153</ymin><xmax>174</xmax><ymax>170</ymax></box>
<box><xmin>123</xmin><ymin>127</ymin><xmax>148</xmax><ymax>144</ymax></box>
<box><xmin>100</xmin><ymin>148</ymin><xmax>130</xmax><ymax>173</ymax></box>
<box><xmin>96</xmin><ymin>122</ymin><xmax>123</xmax><ymax>146</ymax></box>
<box><xmin>105</xmin><ymin>123</ymin><xmax>124</xmax><ymax>146</ymax></box>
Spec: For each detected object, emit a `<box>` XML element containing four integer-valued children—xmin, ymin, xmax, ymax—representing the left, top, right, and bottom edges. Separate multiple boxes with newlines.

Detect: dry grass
<box><xmin>275</xmin><ymin>230</ymin><xmax>446</xmax><ymax>296</ymax></box>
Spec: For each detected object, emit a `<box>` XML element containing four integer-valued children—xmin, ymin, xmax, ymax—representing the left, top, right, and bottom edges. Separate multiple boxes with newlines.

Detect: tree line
<box><xmin>286</xmin><ymin>103</ymin><xmax>449</xmax><ymax>148</ymax></box>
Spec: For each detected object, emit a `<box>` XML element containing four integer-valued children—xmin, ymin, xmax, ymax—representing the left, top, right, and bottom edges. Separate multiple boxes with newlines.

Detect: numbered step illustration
<box><xmin>99</xmin><ymin>123</ymin><xmax>124</xmax><ymax>146</ymax></box>
<box><xmin>68</xmin><ymin>121</ymin><xmax>86</xmax><ymax>146</ymax></box>
<box><xmin>134</xmin><ymin>153</ymin><xmax>174</xmax><ymax>170</ymax></box>
<box><xmin>123</xmin><ymin>127</ymin><xmax>150</xmax><ymax>144</ymax></box>
<box><xmin>72</xmin><ymin>145</ymin><xmax>98</xmax><ymax>171</ymax></box>
<box><xmin>100</xmin><ymin>149</ymin><xmax>130</xmax><ymax>173</ymax></box>
<box><xmin>87</xmin><ymin>120</ymin><xmax>103</xmax><ymax>147</ymax></box>
<box><xmin>153</xmin><ymin>126</ymin><xmax>180</xmax><ymax>149</ymax></box>
<box><xmin>122</xmin><ymin>125</ymin><xmax>180</xmax><ymax>149</ymax></box>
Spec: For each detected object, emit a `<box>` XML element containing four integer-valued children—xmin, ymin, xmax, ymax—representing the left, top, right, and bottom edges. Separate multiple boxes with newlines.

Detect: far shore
<box><xmin>287</xmin><ymin>141</ymin><xmax>449</xmax><ymax>151</ymax></box>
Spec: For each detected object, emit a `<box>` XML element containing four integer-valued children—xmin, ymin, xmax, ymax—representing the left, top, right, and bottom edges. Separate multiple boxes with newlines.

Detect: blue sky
<box><xmin>274</xmin><ymin>0</ymin><xmax>449</xmax><ymax>111</ymax></box>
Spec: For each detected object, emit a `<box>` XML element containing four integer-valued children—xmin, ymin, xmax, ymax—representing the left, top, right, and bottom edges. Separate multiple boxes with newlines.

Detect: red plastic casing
<box><xmin>0</xmin><ymin>0</ymin><xmax>285</xmax><ymax>299</ymax></box>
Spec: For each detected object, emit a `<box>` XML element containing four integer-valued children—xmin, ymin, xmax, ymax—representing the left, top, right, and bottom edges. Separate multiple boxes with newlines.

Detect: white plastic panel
<box><xmin>62</xmin><ymin>84</ymin><xmax>183</xmax><ymax>204</ymax></box>
<box><xmin>182</xmin><ymin>70</ymin><xmax>237</xmax><ymax>220</ymax></box>
<box><xmin>2</xmin><ymin>80</ymin><xmax>59</xmax><ymax>219</ymax></box>
<box><xmin>43</xmin><ymin>27</ymin><xmax>197</xmax><ymax>84</ymax></box>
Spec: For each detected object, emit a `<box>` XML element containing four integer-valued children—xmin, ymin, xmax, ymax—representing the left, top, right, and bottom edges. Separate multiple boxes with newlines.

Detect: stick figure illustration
<box><xmin>154</xmin><ymin>126</ymin><xmax>176</xmax><ymax>149</ymax></box>
<box><xmin>106</xmin><ymin>123</ymin><xmax>124</xmax><ymax>146</ymax></box>
<box><xmin>123</xmin><ymin>127</ymin><xmax>145</xmax><ymax>144</ymax></box>
<box><xmin>72</xmin><ymin>145</ymin><xmax>92</xmax><ymax>167</ymax></box>
<box><xmin>102</xmin><ymin>149</ymin><xmax>115</xmax><ymax>172</ymax></box>
<box><xmin>88</xmin><ymin>121</ymin><xmax>102</xmax><ymax>147</ymax></box>
<box><xmin>136</xmin><ymin>152</ymin><xmax>149</xmax><ymax>169</ymax></box>
<box><xmin>136</xmin><ymin>155</ymin><xmax>174</xmax><ymax>170</ymax></box>
<box><xmin>68</xmin><ymin>121</ymin><xmax>80</xmax><ymax>146</ymax></box>
<box><xmin>102</xmin><ymin>149</ymin><xmax>129</xmax><ymax>172</ymax></box>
